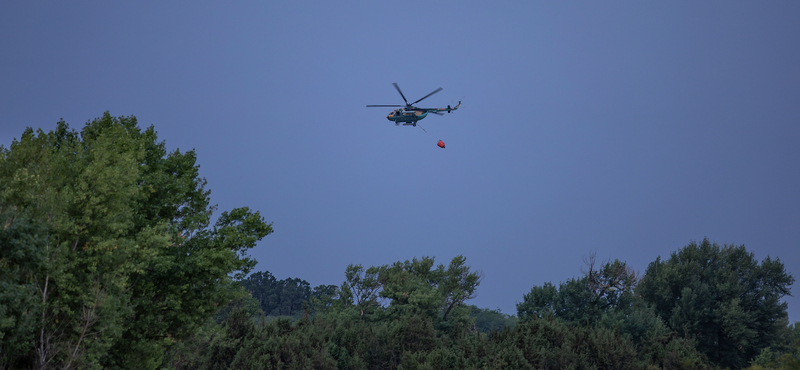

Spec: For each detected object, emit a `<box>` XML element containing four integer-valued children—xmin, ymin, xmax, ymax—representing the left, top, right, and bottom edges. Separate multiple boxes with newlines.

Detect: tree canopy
<box><xmin>517</xmin><ymin>241</ymin><xmax>796</xmax><ymax>369</ymax></box>
<box><xmin>240</xmin><ymin>270</ymin><xmax>337</xmax><ymax>318</ymax></box>
<box><xmin>166</xmin><ymin>255</ymin><xmax>716</xmax><ymax>370</ymax></box>
<box><xmin>338</xmin><ymin>255</ymin><xmax>482</xmax><ymax>326</ymax></box>
<box><xmin>638</xmin><ymin>238</ymin><xmax>795</xmax><ymax>369</ymax></box>
<box><xmin>516</xmin><ymin>256</ymin><xmax>638</xmax><ymax>326</ymax></box>
<box><xmin>0</xmin><ymin>113</ymin><xmax>272</xmax><ymax>369</ymax></box>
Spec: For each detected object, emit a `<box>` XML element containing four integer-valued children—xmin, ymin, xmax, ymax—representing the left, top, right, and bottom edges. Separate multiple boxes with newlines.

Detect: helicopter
<box><xmin>367</xmin><ymin>83</ymin><xmax>460</xmax><ymax>127</ymax></box>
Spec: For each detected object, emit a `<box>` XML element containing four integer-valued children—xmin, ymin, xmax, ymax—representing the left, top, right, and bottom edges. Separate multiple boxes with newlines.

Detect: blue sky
<box><xmin>2</xmin><ymin>1</ymin><xmax>799</xmax><ymax>321</ymax></box>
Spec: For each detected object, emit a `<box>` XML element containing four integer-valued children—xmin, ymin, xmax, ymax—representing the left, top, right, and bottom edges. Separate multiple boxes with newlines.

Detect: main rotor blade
<box><xmin>367</xmin><ymin>105</ymin><xmax>403</xmax><ymax>107</ymax></box>
<box><xmin>392</xmin><ymin>83</ymin><xmax>408</xmax><ymax>105</ymax></box>
<box><xmin>429</xmin><ymin>111</ymin><xmax>444</xmax><ymax>116</ymax></box>
<box><xmin>411</xmin><ymin>87</ymin><xmax>443</xmax><ymax>105</ymax></box>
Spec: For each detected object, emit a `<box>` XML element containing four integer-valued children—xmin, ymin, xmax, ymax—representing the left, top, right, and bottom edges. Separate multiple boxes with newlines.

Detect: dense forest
<box><xmin>1</xmin><ymin>114</ymin><xmax>798</xmax><ymax>369</ymax></box>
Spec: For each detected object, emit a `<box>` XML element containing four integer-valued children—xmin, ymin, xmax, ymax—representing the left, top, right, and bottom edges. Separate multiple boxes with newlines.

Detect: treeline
<box><xmin>167</xmin><ymin>245</ymin><xmax>798</xmax><ymax>370</ymax></box>
<box><xmin>232</xmin><ymin>269</ymin><xmax>517</xmax><ymax>334</ymax></box>
<box><xmin>2</xmin><ymin>115</ymin><xmax>798</xmax><ymax>369</ymax></box>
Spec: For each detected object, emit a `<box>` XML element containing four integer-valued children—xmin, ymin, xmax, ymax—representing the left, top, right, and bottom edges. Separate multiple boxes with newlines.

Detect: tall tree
<box><xmin>516</xmin><ymin>257</ymin><xmax>637</xmax><ymax>326</ymax></box>
<box><xmin>378</xmin><ymin>257</ymin><xmax>440</xmax><ymax>319</ymax></box>
<box><xmin>436</xmin><ymin>255</ymin><xmax>483</xmax><ymax>322</ymax></box>
<box><xmin>339</xmin><ymin>264</ymin><xmax>382</xmax><ymax>318</ymax></box>
<box><xmin>376</xmin><ymin>255</ymin><xmax>482</xmax><ymax>323</ymax></box>
<box><xmin>1</xmin><ymin>117</ymin><xmax>145</xmax><ymax>369</ymax></box>
<box><xmin>0</xmin><ymin>113</ymin><xmax>272</xmax><ymax>369</ymax></box>
<box><xmin>638</xmin><ymin>238</ymin><xmax>794</xmax><ymax>369</ymax></box>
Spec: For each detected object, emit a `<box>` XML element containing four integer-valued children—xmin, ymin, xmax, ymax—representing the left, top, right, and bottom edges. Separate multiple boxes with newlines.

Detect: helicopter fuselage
<box><xmin>388</xmin><ymin>109</ymin><xmax>429</xmax><ymax>126</ymax></box>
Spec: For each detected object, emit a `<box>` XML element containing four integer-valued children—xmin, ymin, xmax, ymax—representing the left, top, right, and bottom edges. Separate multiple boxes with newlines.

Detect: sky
<box><xmin>2</xmin><ymin>1</ymin><xmax>799</xmax><ymax>322</ymax></box>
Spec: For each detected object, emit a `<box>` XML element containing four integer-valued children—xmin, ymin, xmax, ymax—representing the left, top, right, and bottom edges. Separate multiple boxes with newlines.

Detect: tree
<box><xmin>0</xmin><ymin>113</ymin><xmax>273</xmax><ymax>369</ymax></box>
<box><xmin>241</xmin><ymin>271</ymin><xmax>281</xmax><ymax>316</ymax></box>
<box><xmin>241</xmin><ymin>271</ymin><xmax>336</xmax><ymax>318</ymax></box>
<box><xmin>583</xmin><ymin>252</ymin><xmax>638</xmax><ymax>312</ymax></box>
<box><xmin>375</xmin><ymin>255</ymin><xmax>482</xmax><ymax>324</ymax></box>
<box><xmin>307</xmin><ymin>284</ymin><xmax>339</xmax><ymax>314</ymax></box>
<box><xmin>638</xmin><ymin>238</ymin><xmax>794</xmax><ymax>369</ymax></box>
<box><xmin>246</xmin><ymin>271</ymin><xmax>295</xmax><ymax>317</ymax></box>
<box><xmin>339</xmin><ymin>264</ymin><xmax>382</xmax><ymax>318</ymax></box>
<box><xmin>516</xmin><ymin>257</ymin><xmax>637</xmax><ymax>326</ymax></box>
<box><xmin>437</xmin><ymin>255</ymin><xmax>483</xmax><ymax>322</ymax></box>
<box><xmin>1</xmin><ymin>117</ymin><xmax>147</xmax><ymax>369</ymax></box>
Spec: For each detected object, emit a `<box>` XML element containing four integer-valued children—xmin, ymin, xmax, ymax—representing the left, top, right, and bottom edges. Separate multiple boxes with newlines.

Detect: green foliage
<box><xmin>585</xmin><ymin>257</ymin><xmax>639</xmax><ymax>312</ymax></box>
<box><xmin>597</xmin><ymin>298</ymin><xmax>669</xmax><ymax>347</ymax></box>
<box><xmin>749</xmin><ymin>347</ymin><xmax>777</xmax><ymax>368</ymax></box>
<box><xmin>339</xmin><ymin>263</ymin><xmax>382</xmax><ymax>319</ymax></box>
<box><xmin>172</xmin><ymin>303</ymin><xmax>714</xmax><ymax>370</ymax></box>
<box><xmin>375</xmin><ymin>255</ymin><xmax>483</xmax><ymax>326</ymax></box>
<box><xmin>168</xmin><ymin>257</ymin><xmax>721</xmax><ymax>370</ymax></box>
<box><xmin>437</xmin><ymin>255</ymin><xmax>483</xmax><ymax>323</ymax></box>
<box><xmin>745</xmin><ymin>342</ymin><xmax>800</xmax><ymax>370</ymax></box>
<box><xmin>242</xmin><ymin>271</ymin><xmax>300</xmax><ymax>316</ymax></box>
<box><xmin>378</xmin><ymin>257</ymin><xmax>442</xmax><ymax>319</ymax></box>
<box><xmin>493</xmin><ymin>317</ymin><xmax>642</xmax><ymax>370</ymax></box>
<box><xmin>331</xmin><ymin>255</ymin><xmax>483</xmax><ymax>327</ymax></box>
<box><xmin>0</xmin><ymin>208</ymin><xmax>46</xmax><ymax>368</ymax></box>
<box><xmin>308</xmin><ymin>284</ymin><xmax>339</xmax><ymax>314</ymax></box>
<box><xmin>468</xmin><ymin>306</ymin><xmax>517</xmax><ymax>334</ymax></box>
<box><xmin>516</xmin><ymin>258</ymin><xmax>637</xmax><ymax>326</ymax></box>
<box><xmin>743</xmin><ymin>323</ymin><xmax>800</xmax><ymax>370</ymax></box>
<box><xmin>240</xmin><ymin>270</ymin><xmax>337</xmax><ymax>320</ymax></box>
<box><xmin>638</xmin><ymin>238</ymin><xmax>794</xmax><ymax>369</ymax></box>
<box><xmin>1</xmin><ymin>117</ymin><xmax>146</xmax><ymax>369</ymax></box>
<box><xmin>0</xmin><ymin>113</ymin><xmax>272</xmax><ymax>369</ymax></box>
<box><xmin>516</xmin><ymin>254</ymin><xmax>716</xmax><ymax>370</ymax></box>
<box><xmin>516</xmin><ymin>279</ymin><xmax>595</xmax><ymax>323</ymax></box>
<box><xmin>214</xmin><ymin>292</ymin><xmax>265</xmax><ymax>324</ymax></box>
